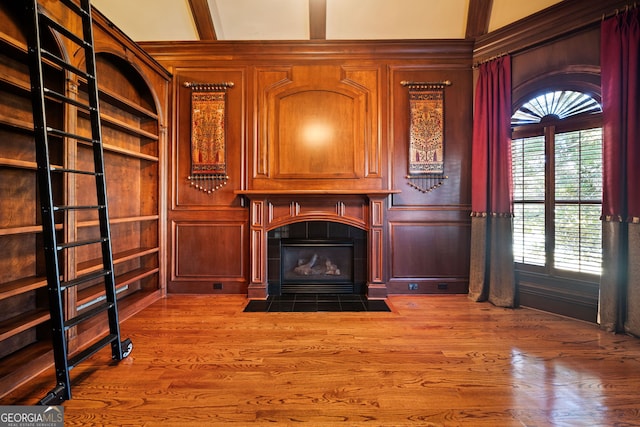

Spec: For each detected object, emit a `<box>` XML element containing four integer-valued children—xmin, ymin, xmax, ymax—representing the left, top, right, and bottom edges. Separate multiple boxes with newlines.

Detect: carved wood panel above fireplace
<box><xmin>252</xmin><ymin>64</ymin><xmax>384</xmax><ymax>192</ymax></box>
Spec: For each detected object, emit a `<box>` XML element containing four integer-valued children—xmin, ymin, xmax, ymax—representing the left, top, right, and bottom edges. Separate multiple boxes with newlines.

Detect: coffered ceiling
<box><xmin>90</xmin><ymin>0</ymin><xmax>564</xmax><ymax>42</ymax></box>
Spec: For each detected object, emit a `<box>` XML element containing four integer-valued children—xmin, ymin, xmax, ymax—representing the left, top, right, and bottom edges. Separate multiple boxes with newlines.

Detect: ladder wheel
<box><xmin>38</xmin><ymin>384</ymin><xmax>66</xmax><ymax>405</ymax></box>
<box><xmin>121</xmin><ymin>338</ymin><xmax>133</xmax><ymax>358</ymax></box>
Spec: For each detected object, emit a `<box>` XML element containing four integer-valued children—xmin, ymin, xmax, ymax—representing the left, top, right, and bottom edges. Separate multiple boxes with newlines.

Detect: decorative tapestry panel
<box><xmin>401</xmin><ymin>80</ymin><xmax>451</xmax><ymax>193</ymax></box>
<box><xmin>184</xmin><ymin>82</ymin><xmax>233</xmax><ymax>194</ymax></box>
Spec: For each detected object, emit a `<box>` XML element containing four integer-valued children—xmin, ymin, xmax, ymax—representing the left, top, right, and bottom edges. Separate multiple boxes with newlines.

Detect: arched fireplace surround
<box><xmin>236</xmin><ymin>190</ymin><xmax>396</xmax><ymax>300</ymax></box>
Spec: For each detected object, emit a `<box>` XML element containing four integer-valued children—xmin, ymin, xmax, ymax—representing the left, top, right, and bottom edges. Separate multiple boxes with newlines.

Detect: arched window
<box><xmin>511</xmin><ymin>90</ymin><xmax>602</xmax><ymax>277</ymax></box>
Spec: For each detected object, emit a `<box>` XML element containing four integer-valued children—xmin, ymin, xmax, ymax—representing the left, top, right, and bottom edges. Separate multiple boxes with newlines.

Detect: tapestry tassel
<box><xmin>406</xmin><ymin>174</ymin><xmax>448</xmax><ymax>193</ymax></box>
<box><xmin>188</xmin><ymin>174</ymin><xmax>229</xmax><ymax>194</ymax></box>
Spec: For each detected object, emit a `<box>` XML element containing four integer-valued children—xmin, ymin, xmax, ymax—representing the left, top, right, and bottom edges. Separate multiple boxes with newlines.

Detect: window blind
<box><xmin>512</xmin><ymin>136</ymin><xmax>546</xmax><ymax>266</ymax></box>
<box><xmin>554</xmin><ymin>129</ymin><xmax>602</xmax><ymax>274</ymax></box>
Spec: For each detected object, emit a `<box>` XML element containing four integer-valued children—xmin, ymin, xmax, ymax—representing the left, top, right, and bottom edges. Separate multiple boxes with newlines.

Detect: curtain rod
<box><xmin>602</xmin><ymin>2</ymin><xmax>637</xmax><ymax>20</ymax></box>
<box><xmin>472</xmin><ymin>52</ymin><xmax>509</xmax><ymax>69</ymax></box>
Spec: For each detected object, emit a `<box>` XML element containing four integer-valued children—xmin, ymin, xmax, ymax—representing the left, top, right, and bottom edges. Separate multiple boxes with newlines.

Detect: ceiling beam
<box><xmin>466</xmin><ymin>0</ymin><xmax>493</xmax><ymax>39</ymax></box>
<box><xmin>188</xmin><ymin>0</ymin><xmax>217</xmax><ymax>40</ymax></box>
<box><xmin>309</xmin><ymin>0</ymin><xmax>327</xmax><ymax>40</ymax></box>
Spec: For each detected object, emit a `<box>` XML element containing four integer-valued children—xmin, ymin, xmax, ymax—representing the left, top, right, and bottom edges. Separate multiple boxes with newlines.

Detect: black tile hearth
<box><xmin>243</xmin><ymin>293</ymin><xmax>391</xmax><ymax>312</ymax></box>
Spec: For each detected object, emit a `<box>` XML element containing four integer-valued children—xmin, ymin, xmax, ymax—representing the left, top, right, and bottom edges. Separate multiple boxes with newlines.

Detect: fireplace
<box><xmin>236</xmin><ymin>190</ymin><xmax>396</xmax><ymax>299</ymax></box>
<box><xmin>280</xmin><ymin>239</ymin><xmax>354</xmax><ymax>293</ymax></box>
<box><xmin>268</xmin><ymin>220</ymin><xmax>367</xmax><ymax>294</ymax></box>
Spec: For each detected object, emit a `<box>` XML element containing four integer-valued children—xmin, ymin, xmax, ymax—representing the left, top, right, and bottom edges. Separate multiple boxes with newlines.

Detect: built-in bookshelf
<box><xmin>0</xmin><ymin>2</ymin><xmax>168</xmax><ymax>398</ymax></box>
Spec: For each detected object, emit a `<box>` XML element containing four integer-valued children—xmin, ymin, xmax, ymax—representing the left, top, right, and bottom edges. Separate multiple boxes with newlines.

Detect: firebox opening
<box><xmin>281</xmin><ymin>239</ymin><xmax>354</xmax><ymax>294</ymax></box>
<box><xmin>267</xmin><ymin>221</ymin><xmax>367</xmax><ymax>296</ymax></box>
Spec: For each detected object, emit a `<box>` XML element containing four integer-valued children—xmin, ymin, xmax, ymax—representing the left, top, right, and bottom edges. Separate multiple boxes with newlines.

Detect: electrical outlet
<box><xmin>213</xmin><ymin>283</ymin><xmax>223</xmax><ymax>290</ymax></box>
<box><xmin>408</xmin><ymin>283</ymin><xmax>418</xmax><ymax>290</ymax></box>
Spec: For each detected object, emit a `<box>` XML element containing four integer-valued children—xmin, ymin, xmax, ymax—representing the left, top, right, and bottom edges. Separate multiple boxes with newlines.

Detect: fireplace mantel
<box><xmin>235</xmin><ymin>189</ymin><xmax>399</xmax><ymax>300</ymax></box>
<box><xmin>236</xmin><ymin>190</ymin><xmax>399</xmax><ymax>196</ymax></box>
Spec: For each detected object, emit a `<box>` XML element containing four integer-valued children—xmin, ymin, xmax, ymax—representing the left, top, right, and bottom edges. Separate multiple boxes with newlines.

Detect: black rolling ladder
<box><xmin>24</xmin><ymin>0</ymin><xmax>132</xmax><ymax>404</ymax></box>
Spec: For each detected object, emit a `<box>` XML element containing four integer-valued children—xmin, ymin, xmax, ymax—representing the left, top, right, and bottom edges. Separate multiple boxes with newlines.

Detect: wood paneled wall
<box><xmin>141</xmin><ymin>40</ymin><xmax>474</xmax><ymax>295</ymax></box>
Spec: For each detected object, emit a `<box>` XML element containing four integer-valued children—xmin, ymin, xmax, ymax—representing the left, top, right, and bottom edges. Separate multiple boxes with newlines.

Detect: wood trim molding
<box><xmin>188</xmin><ymin>0</ymin><xmax>217</xmax><ymax>41</ymax></box>
<box><xmin>473</xmin><ymin>0</ymin><xmax>629</xmax><ymax>61</ymax></box>
<box><xmin>140</xmin><ymin>39</ymin><xmax>474</xmax><ymax>63</ymax></box>
<box><xmin>309</xmin><ymin>0</ymin><xmax>326</xmax><ymax>40</ymax></box>
<box><xmin>466</xmin><ymin>0</ymin><xmax>493</xmax><ymax>39</ymax></box>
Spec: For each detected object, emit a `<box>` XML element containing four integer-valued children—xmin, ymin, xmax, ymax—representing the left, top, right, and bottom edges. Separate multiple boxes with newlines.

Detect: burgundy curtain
<box><xmin>468</xmin><ymin>56</ymin><xmax>515</xmax><ymax>307</ymax></box>
<box><xmin>600</xmin><ymin>8</ymin><xmax>640</xmax><ymax>335</ymax></box>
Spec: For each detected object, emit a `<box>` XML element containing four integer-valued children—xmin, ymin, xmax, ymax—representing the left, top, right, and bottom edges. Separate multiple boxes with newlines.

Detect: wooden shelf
<box><xmin>77</xmin><ymin>247</ymin><xmax>160</xmax><ymax>275</ymax></box>
<box><xmin>0</xmin><ymin>157</ymin><xmax>62</xmax><ymax>171</ymax></box>
<box><xmin>78</xmin><ymin>109</ymin><xmax>158</xmax><ymax>141</ymax></box>
<box><xmin>0</xmin><ymin>116</ymin><xmax>33</xmax><ymax>133</ymax></box>
<box><xmin>76</xmin><ymin>139</ymin><xmax>159</xmax><ymax>162</ymax></box>
<box><xmin>0</xmin><ymin>31</ymin><xmax>62</xmax><ymax>73</ymax></box>
<box><xmin>0</xmin><ymin>341</ymin><xmax>53</xmax><ymax>398</ymax></box>
<box><xmin>0</xmin><ymin>157</ymin><xmax>37</xmax><ymax>169</ymax></box>
<box><xmin>77</xmin><ymin>214</ymin><xmax>159</xmax><ymax>229</ymax></box>
<box><xmin>100</xmin><ymin>113</ymin><xmax>159</xmax><ymax>140</ymax></box>
<box><xmin>76</xmin><ymin>266</ymin><xmax>159</xmax><ymax>307</ymax></box>
<box><xmin>0</xmin><ymin>223</ymin><xmax>63</xmax><ymax>237</ymax></box>
<box><xmin>102</xmin><ymin>142</ymin><xmax>159</xmax><ymax>162</ymax></box>
<box><xmin>99</xmin><ymin>86</ymin><xmax>158</xmax><ymax>120</ymax></box>
<box><xmin>75</xmin><ymin>288</ymin><xmax>161</xmax><ymax>337</ymax></box>
<box><xmin>77</xmin><ymin>81</ymin><xmax>158</xmax><ymax>121</ymax></box>
<box><xmin>0</xmin><ymin>309</ymin><xmax>50</xmax><ymax>342</ymax></box>
<box><xmin>0</xmin><ymin>73</ymin><xmax>30</xmax><ymax>95</ymax></box>
<box><xmin>0</xmin><ymin>225</ymin><xmax>43</xmax><ymax>236</ymax></box>
<box><xmin>0</xmin><ymin>277</ymin><xmax>47</xmax><ymax>302</ymax></box>
<box><xmin>0</xmin><ymin>31</ymin><xmax>27</xmax><ymax>58</ymax></box>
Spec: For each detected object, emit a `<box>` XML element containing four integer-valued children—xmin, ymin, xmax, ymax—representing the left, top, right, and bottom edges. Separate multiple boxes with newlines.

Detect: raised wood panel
<box><xmin>173</xmin><ymin>222</ymin><xmax>245</xmax><ymax>278</ymax></box>
<box><xmin>275</xmin><ymin>89</ymin><xmax>357</xmax><ymax>178</ymax></box>
<box><xmin>255</xmin><ymin>67</ymin><xmax>291</xmax><ymax>177</ymax></box>
<box><xmin>342</xmin><ymin>66</ymin><xmax>380</xmax><ymax>177</ymax></box>
<box><xmin>256</xmin><ymin>65</ymin><xmax>380</xmax><ymax>189</ymax></box>
<box><xmin>390</xmin><ymin>222</ymin><xmax>470</xmax><ymax>278</ymax></box>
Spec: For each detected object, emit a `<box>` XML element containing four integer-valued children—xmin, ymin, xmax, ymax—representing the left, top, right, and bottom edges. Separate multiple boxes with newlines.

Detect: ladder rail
<box><xmin>79</xmin><ymin>0</ymin><xmax>126</xmax><ymax>360</ymax></box>
<box><xmin>24</xmin><ymin>0</ymin><xmax>72</xmax><ymax>402</ymax></box>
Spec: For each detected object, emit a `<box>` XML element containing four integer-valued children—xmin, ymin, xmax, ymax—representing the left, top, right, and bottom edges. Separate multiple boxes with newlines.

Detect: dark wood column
<box><xmin>367</xmin><ymin>195</ymin><xmax>388</xmax><ymax>299</ymax></box>
<box><xmin>247</xmin><ymin>197</ymin><xmax>268</xmax><ymax>299</ymax></box>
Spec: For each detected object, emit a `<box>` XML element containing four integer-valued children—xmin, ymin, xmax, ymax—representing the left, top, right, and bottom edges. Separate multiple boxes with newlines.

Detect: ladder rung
<box><xmin>38</xmin><ymin>13</ymin><xmax>89</xmax><ymax>49</ymax></box>
<box><xmin>67</xmin><ymin>334</ymin><xmax>119</xmax><ymax>370</ymax></box>
<box><xmin>61</xmin><ymin>269</ymin><xmax>111</xmax><ymax>291</ymax></box>
<box><xmin>43</xmin><ymin>87</ymin><xmax>92</xmax><ymax>110</ymax></box>
<box><xmin>57</xmin><ymin>237</ymin><xmax>108</xmax><ymax>250</ymax></box>
<box><xmin>53</xmin><ymin>205</ymin><xmax>105</xmax><ymax>211</ymax></box>
<box><xmin>65</xmin><ymin>301</ymin><xmax>114</xmax><ymax>330</ymax></box>
<box><xmin>41</xmin><ymin>49</ymin><xmax>92</xmax><ymax>81</ymax></box>
<box><xmin>46</xmin><ymin>127</ymin><xmax>96</xmax><ymax>144</ymax></box>
<box><xmin>58</xmin><ymin>0</ymin><xmax>90</xmax><ymax>19</ymax></box>
<box><xmin>51</xmin><ymin>166</ymin><xmax>102</xmax><ymax>176</ymax></box>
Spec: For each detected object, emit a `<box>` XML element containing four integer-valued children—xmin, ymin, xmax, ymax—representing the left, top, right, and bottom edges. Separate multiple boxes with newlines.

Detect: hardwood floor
<box><xmin>3</xmin><ymin>294</ymin><xmax>640</xmax><ymax>426</ymax></box>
